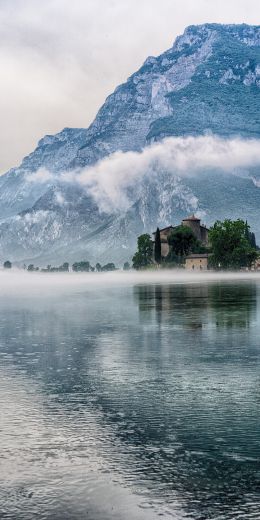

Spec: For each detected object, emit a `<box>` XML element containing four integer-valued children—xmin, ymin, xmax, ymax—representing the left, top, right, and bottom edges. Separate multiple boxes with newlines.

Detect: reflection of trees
<box><xmin>134</xmin><ymin>282</ymin><xmax>257</xmax><ymax>330</ymax></box>
<box><xmin>134</xmin><ymin>283</ymin><xmax>210</xmax><ymax>330</ymax></box>
<box><xmin>208</xmin><ymin>282</ymin><xmax>257</xmax><ymax>329</ymax></box>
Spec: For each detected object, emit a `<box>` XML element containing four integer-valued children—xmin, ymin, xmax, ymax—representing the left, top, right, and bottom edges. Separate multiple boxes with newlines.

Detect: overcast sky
<box><xmin>0</xmin><ymin>0</ymin><xmax>259</xmax><ymax>173</ymax></box>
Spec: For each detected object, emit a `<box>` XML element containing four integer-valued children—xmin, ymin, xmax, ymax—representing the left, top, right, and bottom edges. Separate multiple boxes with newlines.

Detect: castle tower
<box><xmin>182</xmin><ymin>214</ymin><xmax>202</xmax><ymax>241</ymax></box>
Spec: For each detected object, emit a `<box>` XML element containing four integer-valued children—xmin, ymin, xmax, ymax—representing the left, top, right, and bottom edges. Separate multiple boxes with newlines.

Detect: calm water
<box><xmin>1</xmin><ymin>273</ymin><xmax>260</xmax><ymax>520</ymax></box>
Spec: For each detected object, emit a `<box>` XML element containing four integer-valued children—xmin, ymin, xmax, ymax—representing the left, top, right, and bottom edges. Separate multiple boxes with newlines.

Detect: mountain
<box><xmin>0</xmin><ymin>23</ymin><xmax>260</xmax><ymax>265</ymax></box>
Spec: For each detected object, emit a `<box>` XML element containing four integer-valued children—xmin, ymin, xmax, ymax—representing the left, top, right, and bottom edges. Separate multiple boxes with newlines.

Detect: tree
<box><xmin>209</xmin><ymin>219</ymin><xmax>258</xmax><ymax>270</ymax></box>
<box><xmin>154</xmin><ymin>227</ymin><xmax>162</xmax><ymax>264</ymax></box>
<box><xmin>3</xmin><ymin>260</ymin><xmax>12</xmax><ymax>269</ymax></box>
<box><xmin>72</xmin><ymin>261</ymin><xmax>90</xmax><ymax>272</ymax></box>
<box><xmin>245</xmin><ymin>222</ymin><xmax>257</xmax><ymax>249</ymax></box>
<box><xmin>167</xmin><ymin>226</ymin><xmax>198</xmax><ymax>260</ymax></box>
<box><xmin>96</xmin><ymin>263</ymin><xmax>102</xmax><ymax>272</ymax></box>
<box><xmin>101</xmin><ymin>263</ymin><xmax>116</xmax><ymax>271</ymax></box>
<box><xmin>132</xmin><ymin>234</ymin><xmax>153</xmax><ymax>270</ymax></box>
<box><xmin>250</xmin><ymin>233</ymin><xmax>257</xmax><ymax>249</ymax></box>
<box><xmin>123</xmin><ymin>262</ymin><xmax>130</xmax><ymax>271</ymax></box>
<box><xmin>47</xmin><ymin>262</ymin><xmax>69</xmax><ymax>272</ymax></box>
<box><xmin>249</xmin><ymin>231</ymin><xmax>257</xmax><ymax>249</ymax></box>
<box><xmin>27</xmin><ymin>264</ymin><xmax>35</xmax><ymax>271</ymax></box>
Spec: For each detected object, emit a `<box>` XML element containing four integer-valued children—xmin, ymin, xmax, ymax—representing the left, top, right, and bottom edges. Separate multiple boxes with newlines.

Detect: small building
<box><xmin>153</xmin><ymin>215</ymin><xmax>209</xmax><ymax>259</ymax></box>
<box><xmin>185</xmin><ymin>253</ymin><xmax>209</xmax><ymax>271</ymax></box>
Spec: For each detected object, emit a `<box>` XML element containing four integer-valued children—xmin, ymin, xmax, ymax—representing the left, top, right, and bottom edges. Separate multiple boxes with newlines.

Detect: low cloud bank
<box><xmin>27</xmin><ymin>135</ymin><xmax>260</xmax><ymax>213</ymax></box>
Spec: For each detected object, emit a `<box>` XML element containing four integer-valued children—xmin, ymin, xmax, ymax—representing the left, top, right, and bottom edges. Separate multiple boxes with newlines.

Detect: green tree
<box><xmin>123</xmin><ymin>262</ymin><xmax>130</xmax><ymax>271</ymax></box>
<box><xmin>72</xmin><ymin>261</ymin><xmax>90</xmax><ymax>272</ymax></box>
<box><xmin>245</xmin><ymin>221</ymin><xmax>257</xmax><ymax>249</ymax></box>
<box><xmin>27</xmin><ymin>264</ymin><xmax>35</xmax><ymax>271</ymax></box>
<box><xmin>95</xmin><ymin>263</ymin><xmax>102</xmax><ymax>272</ymax></box>
<box><xmin>101</xmin><ymin>263</ymin><xmax>116</xmax><ymax>272</ymax></box>
<box><xmin>154</xmin><ymin>227</ymin><xmax>162</xmax><ymax>264</ymax></box>
<box><xmin>250</xmin><ymin>231</ymin><xmax>257</xmax><ymax>249</ymax></box>
<box><xmin>3</xmin><ymin>260</ymin><xmax>12</xmax><ymax>269</ymax></box>
<box><xmin>167</xmin><ymin>226</ymin><xmax>198</xmax><ymax>261</ymax></box>
<box><xmin>209</xmin><ymin>219</ymin><xmax>258</xmax><ymax>270</ymax></box>
<box><xmin>132</xmin><ymin>234</ymin><xmax>153</xmax><ymax>270</ymax></box>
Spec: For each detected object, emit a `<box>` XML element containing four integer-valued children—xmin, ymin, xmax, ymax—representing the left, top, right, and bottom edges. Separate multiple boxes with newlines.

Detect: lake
<box><xmin>1</xmin><ymin>271</ymin><xmax>260</xmax><ymax>519</ymax></box>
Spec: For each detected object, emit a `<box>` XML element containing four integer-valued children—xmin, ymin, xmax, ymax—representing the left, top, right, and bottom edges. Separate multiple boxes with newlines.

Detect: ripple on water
<box><xmin>1</xmin><ymin>279</ymin><xmax>260</xmax><ymax>519</ymax></box>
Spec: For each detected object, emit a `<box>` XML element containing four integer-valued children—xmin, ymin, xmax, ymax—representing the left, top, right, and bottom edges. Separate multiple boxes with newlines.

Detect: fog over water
<box><xmin>1</xmin><ymin>271</ymin><xmax>260</xmax><ymax>519</ymax></box>
<box><xmin>1</xmin><ymin>269</ymin><xmax>260</xmax><ymax>291</ymax></box>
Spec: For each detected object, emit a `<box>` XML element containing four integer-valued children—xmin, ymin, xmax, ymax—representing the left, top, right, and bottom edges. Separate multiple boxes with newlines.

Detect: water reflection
<box><xmin>209</xmin><ymin>283</ymin><xmax>257</xmax><ymax>328</ymax></box>
<box><xmin>1</xmin><ymin>279</ymin><xmax>260</xmax><ymax>519</ymax></box>
<box><xmin>135</xmin><ymin>281</ymin><xmax>257</xmax><ymax>329</ymax></box>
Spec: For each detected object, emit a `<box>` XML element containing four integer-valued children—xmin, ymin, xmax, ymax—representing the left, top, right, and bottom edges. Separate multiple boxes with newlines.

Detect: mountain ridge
<box><xmin>0</xmin><ymin>23</ymin><xmax>260</xmax><ymax>265</ymax></box>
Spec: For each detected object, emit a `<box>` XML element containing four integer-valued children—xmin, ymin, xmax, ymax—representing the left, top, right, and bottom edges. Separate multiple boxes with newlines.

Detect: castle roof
<box><xmin>152</xmin><ymin>225</ymin><xmax>174</xmax><ymax>235</ymax></box>
<box><xmin>182</xmin><ymin>214</ymin><xmax>200</xmax><ymax>222</ymax></box>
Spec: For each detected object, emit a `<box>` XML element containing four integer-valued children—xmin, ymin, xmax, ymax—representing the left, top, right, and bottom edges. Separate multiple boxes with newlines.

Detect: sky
<box><xmin>0</xmin><ymin>0</ymin><xmax>260</xmax><ymax>174</ymax></box>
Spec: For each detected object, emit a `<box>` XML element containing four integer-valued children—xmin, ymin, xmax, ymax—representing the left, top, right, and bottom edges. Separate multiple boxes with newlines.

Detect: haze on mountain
<box><xmin>1</xmin><ymin>23</ymin><xmax>260</xmax><ymax>265</ymax></box>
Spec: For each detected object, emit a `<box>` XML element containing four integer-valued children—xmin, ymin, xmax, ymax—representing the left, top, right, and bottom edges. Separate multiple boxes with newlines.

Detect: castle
<box><xmin>153</xmin><ymin>214</ymin><xmax>209</xmax><ymax>262</ymax></box>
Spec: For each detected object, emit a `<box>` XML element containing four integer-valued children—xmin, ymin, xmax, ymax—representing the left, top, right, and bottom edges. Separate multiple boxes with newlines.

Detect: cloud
<box><xmin>0</xmin><ymin>0</ymin><xmax>260</xmax><ymax>173</ymax></box>
<box><xmin>26</xmin><ymin>168</ymin><xmax>54</xmax><ymax>183</ymax></box>
<box><xmin>55</xmin><ymin>192</ymin><xmax>65</xmax><ymax>205</ymax></box>
<box><xmin>27</xmin><ymin>135</ymin><xmax>260</xmax><ymax>213</ymax></box>
<box><xmin>73</xmin><ymin>135</ymin><xmax>260</xmax><ymax>212</ymax></box>
<box><xmin>252</xmin><ymin>176</ymin><xmax>260</xmax><ymax>187</ymax></box>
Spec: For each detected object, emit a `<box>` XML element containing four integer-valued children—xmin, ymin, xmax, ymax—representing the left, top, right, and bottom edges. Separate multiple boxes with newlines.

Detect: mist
<box><xmin>1</xmin><ymin>269</ymin><xmax>260</xmax><ymax>299</ymax></box>
<box><xmin>27</xmin><ymin>135</ymin><xmax>260</xmax><ymax>213</ymax></box>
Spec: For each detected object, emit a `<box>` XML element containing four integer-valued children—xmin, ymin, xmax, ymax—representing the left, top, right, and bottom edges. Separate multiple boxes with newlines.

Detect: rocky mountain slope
<box><xmin>0</xmin><ymin>23</ymin><xmax>260</xmax><ymax>265</ymax></box>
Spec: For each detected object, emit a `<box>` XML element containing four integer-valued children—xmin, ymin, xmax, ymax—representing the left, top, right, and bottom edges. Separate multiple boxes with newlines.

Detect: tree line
<box><xmin>2</xmin><ymin>260</ymin><xmax>130</xmax><ymax>272</ymax></box>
